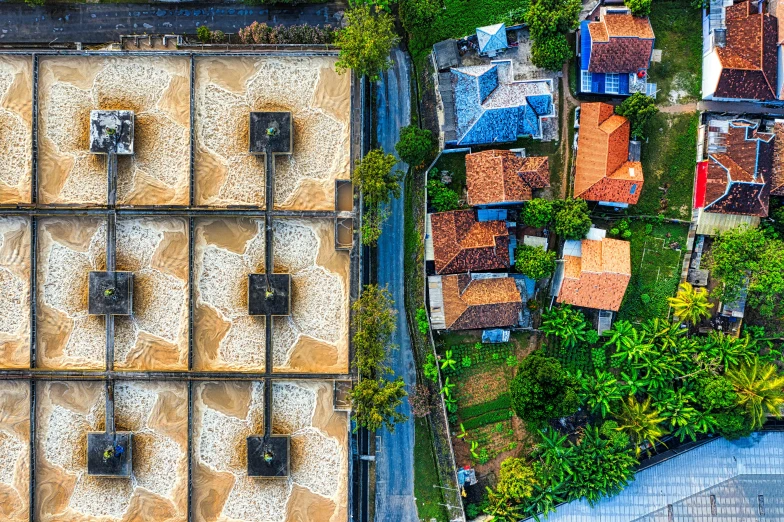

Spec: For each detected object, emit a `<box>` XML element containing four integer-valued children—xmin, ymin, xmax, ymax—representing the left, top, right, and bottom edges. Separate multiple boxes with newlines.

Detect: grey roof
<box><xmin>533</xmin><ymin>432</ymin><xmax>784</xmax><ymax>522</ymax></box>
<box><xmin>433</xmin><ymin>39</ymin><xmax>459</xmax><ymax>71</ymax></box>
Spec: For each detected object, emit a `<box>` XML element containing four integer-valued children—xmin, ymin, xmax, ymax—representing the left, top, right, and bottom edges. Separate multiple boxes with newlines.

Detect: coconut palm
<box><xmin>668</xmin><ymin>282</ymin><xmax>713</xmax><ymax>325</ymax></box>
<box><xmin>725</xmin><ymin>360</ymin><xmax>784</xmax><ymax>429</ymax></box>
<box><xmin>540</xmin><ymin>305</ymin><xmax>588</xmax><ymax>349</ymax></box>
<box><xmin>614</xmin><ymin>396</ymin><xmax>668</xmax><ymax>455</ymax></box>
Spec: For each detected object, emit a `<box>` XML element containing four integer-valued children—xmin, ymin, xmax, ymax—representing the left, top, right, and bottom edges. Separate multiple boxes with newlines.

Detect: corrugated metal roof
<box><xmin>695</xmin><ymin>210</ymin><xmax>759</xmax><ymax>235</ymax></box>
<box><xmin>532</xmin><ymin>432</ymin><xmax>784</xmax><ymax>522</ymax></box>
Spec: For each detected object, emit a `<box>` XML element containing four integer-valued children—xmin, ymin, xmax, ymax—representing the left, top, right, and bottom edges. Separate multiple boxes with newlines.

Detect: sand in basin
<box><xmin>191</xmin><ymin>380</ymin><xmax>347</xmax><ymax>522</ymax></box>
<box><xmin>0</xmin><ymin>217</ymin><xmax>31</xmax><ymax>368</ymax></box>
<box><xmin>193</xmin><ymin>55</ymin><xmax>350</xmax><ymax>209</ymax></box>
<box><xmin>37</xmin><ymin>55</ymin><xmax>190</xmax><ymax>206</ymax></box>
<box><xmin>115</xmin><ymin>217</ymin><xmax>189</xmax><ymax>371</ymax></box>
<box><xmin>0</xmin><ymin>381</ymin><xmax>30</xmax><ymax>522</ymax></box>
<box><xmin>193</xmin><ymin>217</ymin><xmax>266</xmax><ymax>372</ymax></box>
<box><xmin>0</xmin><ymin>56</ymin><xmax>32</xmax><ymax>204</ymax></box>
<box><xmin>35</xmin><ymin>380</ymin><xmax>188</xmax><ymax>522</ymax></box>
<box><xmin>36</xmin><ymin>217</ymin><xmax>106</xmax><ymax>370</ymax></box>
<box><xmin>272</xmin><ymin>219</ymin><xmax>349</xmax><ymax>374</ymax></box>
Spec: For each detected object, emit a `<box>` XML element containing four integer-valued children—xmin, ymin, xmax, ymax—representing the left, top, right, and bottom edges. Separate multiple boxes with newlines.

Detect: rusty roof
<box><xmin>465</xmin><ymin>150</ymin><xmax>550</xmax><ymax>206</ymax></box>
<box><xmin>442</xmin><ymin>274</ymin><xmax>522</xmax><ymax>330</ymax></box>
<box><xmin>587</xmin><ymin>13</ymin><xmax>655</xmax><ymax>73</ymax></box>
<box><xmin>714</xmin><ymin>1</ymin><xmax>778</xmax><ymax>100</ymax></box>
<box><xmin>772</xmin><ymin>121</ymin><xmax>784</xmax><ymax>196</ymax></box>
<box><xmin>431</xmin><ymin>210</ymin><xmax>510</xmax><ymax>274</ymax></box>
<box><xmin>557</xmin><ymin>237</ymin><xmax>631</xmax><ymax>311</ymax></box>
<box><xmin>706</xmin><ymin>120</ymin><xmax>774</xmax><ymax>217</ymax></box>
<box><xmin>575</xmin><ymin>102</ymin><xmax>643</xmax><ymax>205</ymax></box>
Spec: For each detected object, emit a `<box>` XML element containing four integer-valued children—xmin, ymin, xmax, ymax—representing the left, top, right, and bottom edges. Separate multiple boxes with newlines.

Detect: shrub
<box><xmin>510</xmin><ymin>352</ymin><xmax>579</xmax><ymax>425</ymax></box>
<box><xmin>395</xmin><ymin>125</ymin><xmax>436</xmax><ymax>167</ymax></box>
<box><xmin>506</xmin><ymin>355</ymin><xmax>518</xmax><ymax>367</ymax></box>
<box><xmin>694</xmin><ymin>376</ymin><xmax>738</xmax><ymax>411</ymax></box>
<box><xmin>462</xmin><ymin>356</ymin><xmax>472</xmax><ymax>368</ymax></box>
<box><xmin>625</xmin><ymin>0</ymin><xmax>652</xmax><ymax>16</ymax></box>
<box><xmin>645</xmin><ymin>223</ymin><xmax>653</xmax><ymax>235</ymax></box>
<box><xmin>553</xmin><ymin>198</ymin><xmax>592</xmax><ymax>239</ymax></box>
<box><xmin>640</xmin><ymin>293</ymin><xmax>651</xmax><ymax>304</ymax></box>
<box><xmin>610</xmin><ymin>228</ymin><xmax>620</xmax><ymax>236</ymax></box>
<box><xmin>238</xmin><ymin>21</ymin><xmax>337</xmax><ymax>44</ymax></box>
<box><xmin>621</xmin><ymin>230</ymin><xmax>632</xmax><ymax>239</ymax></box>
<box><xmin>423</xmin><ymin>353</ymin><xmax>439</xmax><ymax>382</ymax></box>
<box><xmin>715</xmin><ymin>409</ymin><xmax>754</xmax><ymax>440</ymax></box>
<box><xmin>354</xmin><ymin>149</ymin><xmax>402</xmax><ymax>206</ymax></box>
<box><xmin>197</xmin><ymin>25</ymin><xmax>212</xmax><ymax>43</ymax></box>
<box><xmin>531</xmin><ymin>33</ymin><xmax>573</xmax><ymax>71</ymax></box>
<box><xmin>428</xmin><ymin>179</ymin><xmax>460</xmax><ymax>212</ymax></box>
<box><xmin>496</xmin><ymin>458</ymin><xmax>536</xmax><ymax>502</ymax></box>
<box><xmin>336</xmin><ymin>5</ymin><xmax>400</xmax><ymax>81</ymax></box>
<box><xmin>521</xmin><ymin>199</ymin><xmax>553</xmax><ymax>228</ymax></box>
<box><xmin>591</xmin><ymin>346</ymin><xmax>607</xmax><ymax>370</ymax></box>
<box><xmin>416</xmin><ymin>307</ymin><xmax>429</xmax><ymax>335</ymax></box>
<box><xmin>615</xmin><ymin>93</ymin><xmax>658</xmax><ymax>140</ymax></box>
<box><xmin>400</xmin><ymin>0</ymin><xmax>441</xmax><ymax>34</ymax></box>
<box><xmin>514</xmin><ymin>244</ymin><xmax>556</xmax><ymax>280</ymax></box>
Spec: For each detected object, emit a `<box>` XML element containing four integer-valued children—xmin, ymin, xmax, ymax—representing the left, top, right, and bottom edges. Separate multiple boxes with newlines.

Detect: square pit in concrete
<box><xmin>89</xmin><ymin>110</ymin><xmax>134</xmax><ymax>155</ymax></box>
<box><xmin>86</xmin><ymin>431</ymin><xmax>133</xmax><ymax>477</ymax></box>
<box><xmin>247</xmin><ymin>434</ymin><xmax>290</xmax><ymax>478</ymax></box>
<box><xmin>88</xmin><ymin>271</ymin><xmax>133</xmax><ymax>315</ymax></box>
<box><xmin>248</xmin><ymin>273</ymin><xmax>290</xmax><ymax>316</ymax></box>
<box><xmin>0</xmin><ymin>381</ymin><xmax>30</xmax><ymax>522</ymax></box>
<box><xmin>0</xmin><ymin>217</ymin><xmax>31</xmax><ymax>369</ymax></box>
<box><xmin>0</xmin><ymin>56</ymin><xmax>33</xmax><ymax>205</ymax></box>
<box><xmin>249</xmin><ymin>112</ymin><xmax>292</xmax><ymax>155</ymax></box>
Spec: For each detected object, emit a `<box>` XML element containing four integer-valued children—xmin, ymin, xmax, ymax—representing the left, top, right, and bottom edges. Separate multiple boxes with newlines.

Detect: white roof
<box><xmin>476</xmin><ymin>23</ymin><xmax>508</xmax><ymax>53</ymax></box>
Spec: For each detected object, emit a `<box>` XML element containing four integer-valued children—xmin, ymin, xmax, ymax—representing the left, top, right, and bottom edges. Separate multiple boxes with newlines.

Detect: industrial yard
<box><xmin>0</xmin><ymin>49</ymin><xmax>356</xmax><ymax>522</ymax></box>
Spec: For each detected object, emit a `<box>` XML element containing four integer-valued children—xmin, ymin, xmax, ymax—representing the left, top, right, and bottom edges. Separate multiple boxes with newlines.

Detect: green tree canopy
<box><xmin>336</xmin><ymin>5</ymin><xmax>400</xmax><ymax>81</ymax></box>
<box><xmin>570</xmin><ymin>425</ymin><xmax>637</xmax><ymax>505</ymax></box>
<box><xmin>668</xmin><ymin>281</ymin><xmax>713</xmax><ymax>326</ymax></box>
<box><xmin>427</xmin><ymin>179</ymin><xmax>460</xmax><ymax>212</ymax></box>
<box><xmin>496</xmin><ymin>458</ymin><xmax>538</xmax><ymax>502</ymax></box>
<box><xmin>531</xmin><ymin>33</ymin><xmax>573</xmax><ymax>71</ymax></box>
<box><xmin>615</xmin><ymin>93</ymin><xmax>658</xmax><ymax>140</ymax></box>
<box><xmin>352</xmin><ymin>284</ymin><xmax>396</xmax><ymax>378</ymax></box>
<box><xmin>522</xmin><ymin>198</ymin><xmax>554</xmax><ymax>228</ymax></box>
<box><xmin>525</xmin><ymin>0</ymin><xmax>581</xmax><ymax>40</ymax></box>
<box><xmin>515</xmin><ymin>244</ymin><xmax>557</xmax><ymax>280</ymax></box>
<box><xmin>349</xmin><ymin>376</ymin><xmax>408</xmax><ymax>432</ymax></box>
<box><xmin>625</xmin><ymin>0</ymin><xmax>652</xmax><ymax>16</ymax></box>
<box><xmin>552</xmin><ymin>198</ymin><xmax>592</xmax><ymax>240</ymax></box>
<box><xmin>395</xmin><ymin>125</ymin><xmax>436</xmax><ymax>167</ymax></box>
<box><xmin>510</xmin><ymin>352</ymin><xmax>579</xmax><ymax>425</ymax></box>
<box><xmin>725</xmin><ymin>360</ymin><xmax>784</xmax><ymax>429</ymax></box>
<box><xmin>540</xmin><ymin>305</ymin><xmax>589</xmax><ymax>349</ymax></box>
<box><xmin>354</xmin><ymin>148</ymin><xmax>402</xmax><ymax>206</ymax></box>
<box><xmin>614</xmin><ymin>395</ymin><xmax>668</xmax><ymax>455</ymax></box>
<box><xmin>399</xmin><ymin>0</ymin><xmax>441</xmax><ymax>34</ymax></box>
<box><xmin>694</xmin><ymin>375</ymin><xmax>739</xmax><ymax>411</ymax></box>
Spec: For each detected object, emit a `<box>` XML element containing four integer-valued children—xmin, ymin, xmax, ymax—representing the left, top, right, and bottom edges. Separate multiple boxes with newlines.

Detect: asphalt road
<box><xmin>0</xmin><ymin>2</ymin><xmax>345</xmax><ymax>43</ymax></box>
<box><xmin>374</xmin><ymin>48</ymin><xmax>419</xmax><ymax>522</ymax></box>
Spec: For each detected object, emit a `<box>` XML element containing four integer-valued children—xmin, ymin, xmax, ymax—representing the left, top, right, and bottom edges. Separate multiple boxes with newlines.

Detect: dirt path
<box><xmin>559</xmin><ymin>62</ymin><xmax>580</xmax><ymax>198</ymax></box>
<box><xmin>660</xmin><ymin>103</ymin><xmax>698</xmax><ymax>113</ymax></box>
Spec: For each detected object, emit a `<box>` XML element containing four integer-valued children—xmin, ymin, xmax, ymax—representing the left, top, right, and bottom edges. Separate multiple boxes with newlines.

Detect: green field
<box><xmin>414</xmin><ymin>417</ymin><xmax>450</xmax><ymax>521</ymax></box>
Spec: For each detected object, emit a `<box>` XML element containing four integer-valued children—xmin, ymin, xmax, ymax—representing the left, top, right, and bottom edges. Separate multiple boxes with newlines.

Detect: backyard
<box><xmin>616</xmin><ymin>220</ymin><xmax>689</xmax><ymax>323</ymax></box>
<box><xmin>635</xmin><ymin>112</ymin><xmax>699</xmax><ymax>220</ymax></box>
<box><xmin>647</xmin><ymin>0</ymin><xmax>702</xmax><ymax>105</ymax></box>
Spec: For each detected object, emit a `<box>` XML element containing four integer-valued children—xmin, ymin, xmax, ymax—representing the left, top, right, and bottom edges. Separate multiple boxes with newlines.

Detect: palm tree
<box><xmin>540</xmin><ymin>305</ymin><xmax>588</xmax><ymax>349</ymax></box>
<box><xmin>668</xmin><ymin>282</ymin><xmax>713</xmax><ymax>325</ymax></box>
<box><xmin>440</xmin><ymin>349</ymin><xmax>456</xmax><ymax>372</ymax></box>
<box><xmin>614</xmin><ymin>396</ymin><xmax>668</xmax><ymax>455</ymax></box>
<box><xmin>725</xmin><ymin>360</ymin><xmax>784</xmax><ymax>429</ymax></box>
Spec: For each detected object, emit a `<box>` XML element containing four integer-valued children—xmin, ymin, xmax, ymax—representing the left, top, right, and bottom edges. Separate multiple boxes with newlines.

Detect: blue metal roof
<box><xmin>531</xmin><ymin>432</ymin><xmax>784</xmax><ymax>522</ymax></box>
<box><xmin>477</xmin><ymin>23</ymin><xmax>508</xmax><ymax>54</ymax></box>
<box><xmin>581</xmin><ymin>21</ymin><xmax>592</xmax><ymax>71</ymax></box>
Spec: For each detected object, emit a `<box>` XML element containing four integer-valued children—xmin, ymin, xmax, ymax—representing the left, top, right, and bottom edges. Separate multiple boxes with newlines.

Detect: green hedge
<box><xmin>462</xmin><ymin>408</ymin><xmax>514</xmax><ymax>431</ymax></box>
<box><xmin>459</xmin><ymin>394</ymin><xmax>511</xmax><ymax>421</ymax></box>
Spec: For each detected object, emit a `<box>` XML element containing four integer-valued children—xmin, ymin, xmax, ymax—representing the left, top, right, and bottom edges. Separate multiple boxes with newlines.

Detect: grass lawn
<box><xmin>617</xmin><ymin>220</ymin><xmax>689</xmax><ymax>323</ymax></box>
<box><xmin>635</xmin><ymin>112</ymin><xmax>698</xmax><ymax>220</ymax></box>
<box><xmin>408</xmin><ymin>0</ymin><xmax>526</xmax><ymax>61</ymax></box>
<box><xmin>432</xmin><ymin>150</ymin><xmax>468</xmax><ymax>195</ymax></box>
<box><xmin>647</xmin><ymin>0</ymin><xmax>702</xmax><ymax>105</ymax></box>
<box><xmin>474</xmin><ymin>137</ymin><xmax>564</xmax><ymax>196</ymax></box>
<box><xmin>414</xmin><ymin>417</ymin><xmax>450</xmax><ymax>522</ymax></box>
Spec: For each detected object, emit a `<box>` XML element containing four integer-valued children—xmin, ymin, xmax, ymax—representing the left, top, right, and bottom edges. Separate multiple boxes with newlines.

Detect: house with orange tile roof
<box><xmin>427</xmin><ymin>274</ymin><xmax>523</xmax><ymax>330</ymax></box>
<box><xmin>553</xmin><ymin>228</ymin><xmax>631</xmax><ymax>312</ymax></box>
<box><xmin>465</xmin><ymin>149</ymin><xmax>550</xmax><ymax>207</ymax></box>
<box><xmin>703</xmin><ymin>0</ymin><xmax>779</xmax><ymax>101</ymax></box>
<box><xmin>574</xmin><ymin>102</ymin><xmax>644</xmax><ymax>207</ymax></box>
<box><xmin>429</xmin><ymin>209</ymin><xmax>511</xmax><ymax>274</ymax></box>
<box><xmin>695</xmin><ymin>118</ymin><xmax>780</xmax><ymax>235</ymax></box>
<box><xmin>578</xmin><ymin>7</ymin><xmax>656</xmax><ymax>96</ymax></box>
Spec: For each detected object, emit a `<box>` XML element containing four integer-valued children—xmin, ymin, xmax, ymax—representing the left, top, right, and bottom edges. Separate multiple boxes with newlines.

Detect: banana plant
<box><xmin>439</xmin><ymin>376</ymin><xmax>455</xmax><ymax>399</ymax></box>
<box><xmin>456</xmin><ymin>423</ymin><xmax>468</xmax><ymax>439</ymax></box>
<box><xmin>440</xmin><ymin>349</ymin><xmax>457</xmax><ymax>372</ymax></box>
<box><xmin>470</xmin><ymin>440</ymin><xmax>480</xmax><ymax>459</ymax></box>
<box><xmin>444</xmin><ymin>395</ymin><xmax>458</xmax><ymax>413</ymax></box>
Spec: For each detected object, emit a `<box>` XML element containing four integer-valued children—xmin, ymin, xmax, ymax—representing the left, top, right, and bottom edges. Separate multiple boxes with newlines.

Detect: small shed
<box><xmin>433</xmin><ymin>39</ymin><xmax>459</xmax><ymax>71</ymax></box>
<box><xmin>687</xmin><ymin>269</ymin><xmax>709</xmax><ymax>287</ymax></box>
<box><xmin>476</xmin><ymin>23</ymin><xmax>508</xmax><ymax>57</ymax></box>
<box><xmin>482</xmin><ymin>329</ymin><xmax>510</xmax><ymax>343</ymax></box>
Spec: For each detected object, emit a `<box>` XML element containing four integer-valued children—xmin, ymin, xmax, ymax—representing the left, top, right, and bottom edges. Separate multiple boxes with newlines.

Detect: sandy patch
<box><xmin>0</xmin><ymin>381</ymin><xmax>30</xmax><ymax>522</ymax></box>
<box><xmin>0</xmin><ymin>56</ymin><xmax>32</xmax><ymax>204</ymax></box>
<box><xmin>114</xmin><ymin>217</ymin><xmax>189</xmax><ymax>371</ymax></box>
<box><xmin>35</xmin><ymin>381</ymin><xmax>188</xmax><ymax>522</ymax></box>
<box><xmin>193</xmin><ymin>55</ymin><xmax>350</xmax><ymax>209</ymax></box>
<box><xmin>0</xmin><ymin>217</ymin><xmax>31</xmax><ymax>369</ymax></box>
<box><xmin>37</xmin><ymin>56</ymin><xmax>190</xmax><ymax>205</ymax></box>
<box><xmin>191</xmin><ymin>380</ymin><xmax>347</xmax><ymax>522</ymax></box>
<box><xmin>36</xmin><ymin>217</ymin><xmax>106</xmax><ymax>370</ymax></box>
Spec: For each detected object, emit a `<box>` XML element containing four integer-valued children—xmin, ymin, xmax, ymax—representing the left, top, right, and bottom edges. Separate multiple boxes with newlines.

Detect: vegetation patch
<box><xmin>617</xmin><ymin>220</ymin><xmax>688</xmax><ymax>323</ymax></box>
<box><xmin>414</xmin><ymin>417</ymin><xmax>450</xmax><ymax>521</ymax></box>
<box><xmin>636</xmin><ymin>112</ymin><xmax>698</xmax><ymax>220</ymax></box>
<box><xmin>646</xmin><ymin>0</ymin><xmax>703</xmax><ymax>105</ymax></box>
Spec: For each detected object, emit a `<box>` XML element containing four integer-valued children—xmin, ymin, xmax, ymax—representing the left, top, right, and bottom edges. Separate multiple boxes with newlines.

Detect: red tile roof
<box><xmin>575</xmin><ymin>102</ymin><xmax>643</xmax><ymax>205</ymax></box>
<box><xmin>441</xmin><ymin>274</ymin><xmax>522</xmax><ymax>330</ymax></box>
<box><xmin>713</xmin><ymin>1</ymin><xmax>778</xmax><ymax>100</ymax></box>
<box><xmin>587</xmin><ymin>13</ymin><xmax>655</xmax><ymax>73</ymax></box>
<box><xmin>706</xmin><ymin>120</ymin><xmax>773</xmax><ymax>216</ymax></box>
<box><xmin>557</xmin><ymin>237</ymin><xmax>631</xmax><ymax>311</ymax></box>
<box><xmin>772</xmin><ymin>121</ymin><xmax>784</xmax><ymax>196</ymax></box>
<box><xmin>431</xmin><ymin>210</ymin><xmax>510</xmax><ymax>274</ymax></box>
<box><xmin>465</xmin><ymin>150</ymin><xmax>550</xmax><ymax>206</ymax></box>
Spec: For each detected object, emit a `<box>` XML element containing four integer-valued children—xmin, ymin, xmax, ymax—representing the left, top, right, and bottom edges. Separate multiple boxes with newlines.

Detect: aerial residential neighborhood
<box><xmin>0</xmin><ymin>0</ymin><xmax>783</xmax><ymax>521</ymax></box>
